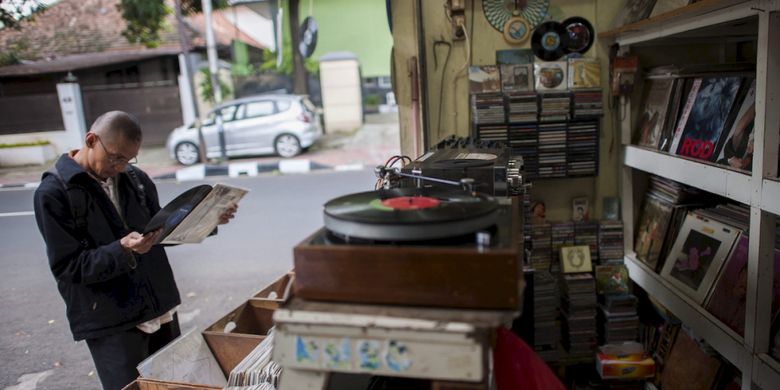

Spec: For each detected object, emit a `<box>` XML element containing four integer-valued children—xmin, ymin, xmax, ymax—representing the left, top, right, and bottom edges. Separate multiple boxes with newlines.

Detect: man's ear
<box><xmin>84</xmin><ymin>132</ymin><xmax>96</xmax><ymax>148</ymax></box>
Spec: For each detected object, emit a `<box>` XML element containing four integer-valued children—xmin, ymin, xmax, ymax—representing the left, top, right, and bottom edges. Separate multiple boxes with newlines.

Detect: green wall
<box><xmin>283</xmin><ymin>0</ymin><xmax>393</xmax><ymax>78</ymax></box>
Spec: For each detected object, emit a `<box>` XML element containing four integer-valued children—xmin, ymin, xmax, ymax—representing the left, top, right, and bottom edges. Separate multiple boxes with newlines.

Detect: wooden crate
<box><xmin>202</xmin><ymin>301</ymin><xmax>275</xmax><ymax>376</ymax></box>
<box><xmin>122</xmin><ymin>378</ymin><xmax>220</xmax><ymax>390</ymax></box>
<box><xmin>249</xmin><ymin>271</ymin><xmax>294</xmax><ymax>310</ymax></box>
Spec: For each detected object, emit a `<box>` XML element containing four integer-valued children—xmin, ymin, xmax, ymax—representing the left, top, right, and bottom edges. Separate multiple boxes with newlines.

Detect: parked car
<box><xmin>167</xmin><ymin>94</ymin><xmax>322</xmax><ymax>165</ymax></box>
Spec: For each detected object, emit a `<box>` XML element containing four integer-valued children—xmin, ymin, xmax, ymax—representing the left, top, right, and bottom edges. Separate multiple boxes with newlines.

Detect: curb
<box><xmin>0</xmin><ymin>161</ymin><xmax>365</xmax><ymax>188</ymax></box>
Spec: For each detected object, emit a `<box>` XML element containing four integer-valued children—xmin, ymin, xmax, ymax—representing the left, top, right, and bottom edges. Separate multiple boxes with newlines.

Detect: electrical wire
<box><xmin>456</xmin><ymin>18</ymin><xmax>471</xmax><ymax>77</ymax></box>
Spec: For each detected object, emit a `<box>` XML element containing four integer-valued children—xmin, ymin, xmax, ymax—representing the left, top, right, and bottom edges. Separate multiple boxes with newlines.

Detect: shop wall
<box><xmin>391</xmin><ymin>0</ymin><xmax>624</xmax><ymax>220</ymax></box>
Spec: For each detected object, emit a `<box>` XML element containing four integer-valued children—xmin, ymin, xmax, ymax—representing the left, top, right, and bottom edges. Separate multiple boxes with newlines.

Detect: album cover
<box><xmin>572</xmin><ymin>196</ymin><xmax>589</xmax><ymax>221</ymax></box>
<box><xmin>144</xmin><ymin>183</ymin><xmax>248</xmax><ymax>244</ymax></box>
<box><xmin>568</xmin><ymin>58</ymin><xmax>600</xmax><ymax>90</ymax></box>
<box><xmin>500</xmin><ymin>64</ymin><xmax>534</xmax><ymax>93</ymax></box>
<box><xmin>534</xmin><ymin>61</ymin><xmax>568</xmax><ymax>92</ymax></box>
<box><xmin>561</xmin><ymin>245</ymin><xmax>593</xmax><ymax>273</ymax></box>
<box><xmin>635</xmin><ymin>78</ymin><xmax>675</xmax><ymax>148</ymax></box>
<box><xmin>595</xmin><ymin>265</ymin><xmax>630</xmax><ymax>295</ymax></box>
<box><xmin>602</xmin><ymin>197</ymin><xmax>620</xmax><ymax>220</ymax></box>
<box><xmin>716</xmin><ymin>79</ymin><xmax>756</xmax><ymax>171</ymax></box>
<box><xmin>658</xmin><ymin>77</ymin><xmax>688</xmax><ymax>152</ymax></box>
<box><xmin>468</xmin><ymin>65</ymin><xmax>502</xmax><ymax>94</ymax></box>
<box><xmin>660</xmin><ymin>213</ymin><xmax>740</xmax><ymax>304</ymax></box>
<box><xmin>661</xmin><ymin>330</ymin><xmax>723</xmax><ymax>390</ymax></box>
<box><xmin>705</xmin><ymin>234</ymin><xmax>780</xmax><ymax>336</ymax></box>
<box><xmin>671</xmin><ymin>76</ymin><xmax>743</xmax><ymax>162</ymax></box>
<box><xmin>634</xmin><ymin>195</ymin><xmax>674</xmax><ymax>271</ymax></box>
<box><xmin>496</xmin><ymin>48</ymin><xmax>535</xmax><ymax>65</ymax></box>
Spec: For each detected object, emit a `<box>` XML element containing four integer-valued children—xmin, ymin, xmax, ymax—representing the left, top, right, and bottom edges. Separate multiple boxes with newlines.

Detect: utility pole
<box><xmin>289</xmin><ymin>0</ymin><xmax>308</xmax><ymax>95</ymax></box>
<box><xmin>175</xmin><ymin>0</ymin><xmax>207</xmax><ymax>163</ymax></box>
<box><xmin>203</xmin><ymin>0</ymin><xmax>227</xmax><ymax>161</ymax></box>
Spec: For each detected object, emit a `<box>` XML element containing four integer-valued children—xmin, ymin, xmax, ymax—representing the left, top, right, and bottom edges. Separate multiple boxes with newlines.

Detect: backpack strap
<box><xmin>124</xmin><ymin>165</ymin><xmax>147</xmax><ymax>210</ymax></box>
<box><xmin>45</xmin><ymin>166</ymin><xmax>90</xmax><ymax>246</ymax></box>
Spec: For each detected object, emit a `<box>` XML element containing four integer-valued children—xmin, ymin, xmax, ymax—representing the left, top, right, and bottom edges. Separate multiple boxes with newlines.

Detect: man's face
<box><xmin>89</xmin><ymin>133</ymin><xmax>140</xmax><ymax>180</ymax></box>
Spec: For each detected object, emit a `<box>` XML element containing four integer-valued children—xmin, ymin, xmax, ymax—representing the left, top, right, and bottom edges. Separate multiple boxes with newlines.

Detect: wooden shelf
<box><xmin>624</xmin><ymin>145</ymin><xmax>753</xmax><ymax>205</ymax></box>
<box><xmin>624</xmin><ymin>253</ymin><xmax>752</xmax><ymax>371</ymax></box>
<box><xmin>599</xmin><ymin>0</ymin><xmax>755</xmax><ymax>45</ymax></box>
<box><xmin>762</xmin><ymin>178</ymin><xmax>780</xmax><ymax>216</ymax></box>
<box><xmin>753</xmin><ymin>353</ymin><xmax>780</xmax><ymax>390</ymax></box>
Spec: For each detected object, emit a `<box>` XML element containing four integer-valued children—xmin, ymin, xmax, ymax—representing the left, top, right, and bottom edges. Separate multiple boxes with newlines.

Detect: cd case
<box><xmin>144</xmin><ymin>183</ymin><xmax>248</xmax><ymax>244</ymax></box>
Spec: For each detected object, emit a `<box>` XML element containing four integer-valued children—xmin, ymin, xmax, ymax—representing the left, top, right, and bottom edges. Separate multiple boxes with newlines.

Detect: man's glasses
<box><xmin>95</xmin><ymin>135</ymin><xmax>138</xmax><ymax>165</ymax></box>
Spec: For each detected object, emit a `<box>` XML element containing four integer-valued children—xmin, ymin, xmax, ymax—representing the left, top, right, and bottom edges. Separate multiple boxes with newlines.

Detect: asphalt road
<box><xmin>0</xmin><ymin>169</ymin><xmax>375</xmax><ymax>390</ymax></box>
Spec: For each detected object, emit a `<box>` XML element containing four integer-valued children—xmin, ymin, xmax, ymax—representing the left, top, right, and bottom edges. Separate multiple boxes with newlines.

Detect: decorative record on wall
<box><xmin>531</xmin><ymin>21</ymin><xmax>569</xmax><ymax>61</ymax></box>
<box><xmin>503</xmin><ymin>15</ymin><xmax>531</xmax><ymax>45</ymax></box>
<box><xmin>483</xmin><ymin>0</ymin><xmax>550</xmax><ymax>32</ymax></box>
<box><xmin>562</xmin><ymin>16</ymin><xmax>594</xmax><ymax>54</ymax></box>
<box><xmin>298</xmin><ymin>16</ymin><xmax>318</xmax><ymax>58</ymax></box>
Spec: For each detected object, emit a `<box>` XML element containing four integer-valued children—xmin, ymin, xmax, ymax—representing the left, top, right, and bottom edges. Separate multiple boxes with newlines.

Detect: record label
<box><xmin>381</xmin><ymin>196</ymin><xmax>441</xmax><ymax>210</ymax></box>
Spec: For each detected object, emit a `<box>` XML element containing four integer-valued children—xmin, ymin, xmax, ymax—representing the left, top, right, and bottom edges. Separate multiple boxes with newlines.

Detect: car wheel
<box><xmin>275</xmin><ymin>134</ymin><xmax>302</xmax><ymax>158</ymax></box>
<box><xmin>175</xmin><ymin>142</ymin><xmax>200</xmax><ymax>165</ymax></box>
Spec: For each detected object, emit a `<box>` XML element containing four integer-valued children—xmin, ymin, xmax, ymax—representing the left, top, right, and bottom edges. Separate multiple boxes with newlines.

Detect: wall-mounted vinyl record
<box><xmin>562</xmin><ymin>16</ymin><xmax>594</xmax><ymax>54</ymax></box>
<box><xmin>298</xmin><ymin>16</ymin><xmax>318</xmax><ymax>58</ymax></box>
<box><xmin>531</xmin><ymin>21</ymin><xmax>569</xmax><ymax>61</ymax></box>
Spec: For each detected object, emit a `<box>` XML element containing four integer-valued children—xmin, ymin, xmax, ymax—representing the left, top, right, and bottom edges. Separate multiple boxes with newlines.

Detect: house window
<box><xmin>378</xmin><ymin>76</ymin><xmax>392</xmax><ymax>89</ymax></box>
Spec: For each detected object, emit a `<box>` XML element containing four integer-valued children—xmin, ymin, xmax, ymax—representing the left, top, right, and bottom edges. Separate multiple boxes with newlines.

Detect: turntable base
<box><xmin>293</xmin><ymin>199</ymin><xmax>523</xmax><ymax>310</ymax></box>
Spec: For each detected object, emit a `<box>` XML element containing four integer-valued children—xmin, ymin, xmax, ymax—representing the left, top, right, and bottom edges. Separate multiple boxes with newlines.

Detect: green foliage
<box><xmin>260</xmin><ymin>38</ymin><xmax>319</xmax><ymax>76</ymax></box>
<box><xmin>0</xmin><ymin>140</ymin><xmax>50</xmax><ymax>148</ymax></box>
<box><xmin>363</xmin><ymin>95</ymin><xmax>380</xmax><ymax>106</ymax></box>
<box><xmin>198</xmin><ymin>68</ymin><xmax>232</xmax><ymax>103</ymax></box>
<box><xmin>0</xmin><ymin>0</ymin><xmax>47</xmax><ymax>30</ymax></box>
<box><xmin>117</xmin><ymin>0</ymin><xmax>170</xmax><ymax>48</ymax></box>
<box><xmin>0</xmin><ymin>39</ymin><xmax>30</xmax><ymax>66</ymax></box>
<box><xmin>117</xmin><ymin>0</ymin><xmax>228</xmax><ymax>48</ymax></box>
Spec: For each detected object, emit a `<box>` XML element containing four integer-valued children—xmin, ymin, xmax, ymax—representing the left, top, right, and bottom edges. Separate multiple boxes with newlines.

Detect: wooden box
<box><xmin>202</xmin><ymin>301</ymin><xmax>275</xmax><ymax>376</ymax></box>
<box><xmin>122</xmin><ymin>378</ymin><xmax>220</xmax><ymax>390</ymax></box>
<box><xmin>249</xmin><ymin>271</ymin><xmax>294</xmax><ymax>310</ymax></box>
<box><xmin>293</xmin><ymin>201</ymin><xmax>523</xmax><ymax>310</ymax></box>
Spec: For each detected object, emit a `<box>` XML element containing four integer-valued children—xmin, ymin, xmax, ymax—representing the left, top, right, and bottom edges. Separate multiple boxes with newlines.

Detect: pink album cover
<box><xmin>705</xmin><ymin>235</ymin><xmax>780</xmax><ymax>336</ymax></box>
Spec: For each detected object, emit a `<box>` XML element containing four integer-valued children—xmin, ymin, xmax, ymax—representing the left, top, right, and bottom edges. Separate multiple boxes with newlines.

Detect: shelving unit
<box><xmin>601</xmin><ymin>1</ymin><xmax>780</xmax><ymax>389</ymax></box>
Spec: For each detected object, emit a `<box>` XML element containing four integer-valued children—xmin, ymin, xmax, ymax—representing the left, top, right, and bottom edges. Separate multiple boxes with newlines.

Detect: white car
<box><xmin>167</xmin><ymin>94</ymin><xmax>322</xmax><ymax>165</ymax></box>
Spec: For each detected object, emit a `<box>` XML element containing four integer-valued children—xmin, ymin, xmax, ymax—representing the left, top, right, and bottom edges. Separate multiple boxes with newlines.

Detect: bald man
<box><xmin>33</xmin><ymin>111</ymin><xmax>235</xmax><ymax>390</ymax></box>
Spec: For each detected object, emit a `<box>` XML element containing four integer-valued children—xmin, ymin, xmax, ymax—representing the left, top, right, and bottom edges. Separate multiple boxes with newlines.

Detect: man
<box><xmin>33</xmin><ymin>111</ymin><xmax>237</xmax><ymax>390</ymax></box>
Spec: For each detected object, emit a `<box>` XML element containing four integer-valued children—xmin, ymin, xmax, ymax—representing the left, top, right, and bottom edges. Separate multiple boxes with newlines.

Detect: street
<box><xmin>0</xmin><ymin>169</ymin><xmax>375</xmax><ymax>389</ymax></box>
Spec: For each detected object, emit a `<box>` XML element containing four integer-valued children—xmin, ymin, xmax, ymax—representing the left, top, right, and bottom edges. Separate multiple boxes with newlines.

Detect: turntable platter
<box><xmin>323</xmin><ymin>187</ymin><xmax>499</xmax><ymax>241</ymax></box>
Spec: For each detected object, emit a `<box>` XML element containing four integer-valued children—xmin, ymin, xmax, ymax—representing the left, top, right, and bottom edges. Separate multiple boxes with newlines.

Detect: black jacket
<box><xmin>33</xmin><ymin>154</ymin><xmax>181</xmax><ymax>340</ymax></box>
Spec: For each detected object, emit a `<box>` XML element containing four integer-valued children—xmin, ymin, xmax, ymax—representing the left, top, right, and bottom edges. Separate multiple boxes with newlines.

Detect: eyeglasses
<box><xmin>95</xmin><ymin>135</ymin><xmax>138</xmax><ymax>166</ymax></box>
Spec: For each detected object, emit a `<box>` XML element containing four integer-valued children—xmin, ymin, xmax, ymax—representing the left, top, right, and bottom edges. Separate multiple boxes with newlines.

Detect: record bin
<box><xmin>121</xmin><ymin>378</ymin><xmax>220</xmax><ymax>390</ymax></box>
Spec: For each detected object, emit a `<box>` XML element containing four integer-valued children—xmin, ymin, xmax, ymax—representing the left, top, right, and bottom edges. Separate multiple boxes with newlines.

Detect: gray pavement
<box><xmin>0</xmin><ymin>113</ymin><xmax>401</xmax><ymax>186</ymax></box>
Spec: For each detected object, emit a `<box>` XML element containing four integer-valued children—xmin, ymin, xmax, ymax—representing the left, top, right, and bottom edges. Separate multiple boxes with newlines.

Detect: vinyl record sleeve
<box><xmin>660</xmin><ymin>212</ymin><xmax>740</xmax><ymax>304</ymax></box>
<box><xmin>144</xmin><ymin>183</ymin><xmax>248</xmax><ymax>244</ymax></box>
<box><xmin>635</xmin><ymin>78</ymin><xmax>675</xmax><ymax>148</ymax></box>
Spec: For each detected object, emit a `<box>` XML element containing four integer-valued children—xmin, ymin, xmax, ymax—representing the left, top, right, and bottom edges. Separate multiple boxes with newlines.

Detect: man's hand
<box><xmin>120</xmin><ymin>230</ymin><xmax>162</xmax><ymax>254</ymax></box>
<box><xmin>218</xmin><ymin>203</ymin><xmax>238</xmax><ymax>225</ymax></box>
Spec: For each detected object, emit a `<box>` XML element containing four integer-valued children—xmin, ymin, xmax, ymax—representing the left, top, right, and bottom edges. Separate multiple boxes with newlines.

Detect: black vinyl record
<box><xmin>143</xmin><ymin>184</ymin><xmax>212</xmax><ymax>236</ymax></box>
<box><xmin>323</xmin><ymin>187</ymin><xmax>499</xmax><ymax>241</ymax></box>
<box><xmin>298</xmin><ymin>16</ymin><xmax>318</xmax><ymax>58</ymax></box>
<box><xmin>531</xmin><ymin>21</ymin><xmax>569</xmax><ymax>61</ymax></box>
<box><xmin>562</xmin><ymin>16</ymin><xmax>594</xmax><ymax>54</ymax></box>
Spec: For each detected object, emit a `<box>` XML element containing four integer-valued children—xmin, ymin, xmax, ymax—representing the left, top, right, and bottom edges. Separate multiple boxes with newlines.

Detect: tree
<box><xmin>288</xmin><ymin>0</ymin><xmax>307</xmax><ymax>95</ymax></box>
<box><xmin>0</xmin><ymin>0</ymin><xmax>47</xmax><ymax>30</ymax></box>
<box><xmin>117</xmin><ymin>0</ymin><xmax>228</xmax><ymax>48</ymax></box>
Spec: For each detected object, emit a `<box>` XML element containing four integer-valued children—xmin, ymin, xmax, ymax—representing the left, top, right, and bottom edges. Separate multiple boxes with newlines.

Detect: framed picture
<box><xmin>660</xmin><ymin>213</ymin><xmax>740</xmax><ymax>304</ymax></box>
<box><xmin>561</xmin><ymin>245</ymin><xmax>593</xmax><ymax>273</ymax></box>
<box><xmin>572</xmin><ymin>196</ymin><xmax>589</xmax><ymax>221</ymax></box>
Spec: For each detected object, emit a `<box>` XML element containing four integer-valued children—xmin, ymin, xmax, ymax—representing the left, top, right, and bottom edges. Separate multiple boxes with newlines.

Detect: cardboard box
<box><xmin>249</xmin><ymin>271</ymin><xmax>294</xmax><ymax>310</ymax></box>
<box><xmin>596</xmin><ymin>351</ymin><xmax>655</xmax><ymax>379</ymax></box>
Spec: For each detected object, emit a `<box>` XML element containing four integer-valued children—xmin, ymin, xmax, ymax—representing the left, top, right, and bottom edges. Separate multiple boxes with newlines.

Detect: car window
<box><xmin>301</xmin><ymin>97</ymin><xmax>316</xmax><ymax>113</ymax></box>
<box><xmin>276</xmin><ymin>99</ymin><xmax>291</xmax><ymax>112</ymax></box>
<box><xmin>205</xmin><ymin>105</ymin><xmax>238</xmax><ymax>125</ymax></box>
<box><xmin>243</xmin><ymin>101</ymin><xmax>276</xmax><ymax>119</ymax></box>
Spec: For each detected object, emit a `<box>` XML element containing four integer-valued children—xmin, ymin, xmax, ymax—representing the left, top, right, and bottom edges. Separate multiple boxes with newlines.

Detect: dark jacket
<box><xmin>33</xmin><ymin>154</ymin><xmax>181</xmax><ymax>341</ymax></box>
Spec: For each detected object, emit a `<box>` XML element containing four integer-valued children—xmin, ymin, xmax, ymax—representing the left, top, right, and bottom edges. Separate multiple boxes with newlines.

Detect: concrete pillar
<box><xmin>56</xmin><ymin>81</ymin><xmax>87</xmax><ymax>150</ymax></box>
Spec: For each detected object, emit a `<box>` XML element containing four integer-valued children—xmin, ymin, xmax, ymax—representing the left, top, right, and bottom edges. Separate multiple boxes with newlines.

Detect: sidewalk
<box><xmin>0</xmin><ymin>113</ymin><xmax>401</xmax><ymax>187</ymax></box>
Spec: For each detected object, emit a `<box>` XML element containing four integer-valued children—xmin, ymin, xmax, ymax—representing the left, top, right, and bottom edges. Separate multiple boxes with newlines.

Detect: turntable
<box><xmin>399</xmin><ymin>138</ymin><xmax>524</xmax><ymax>197</ymax></box>
<box><xmin>292</xmin><ymin>180</ymin><xmax>524</xmax><ymax>310</ymax></box>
